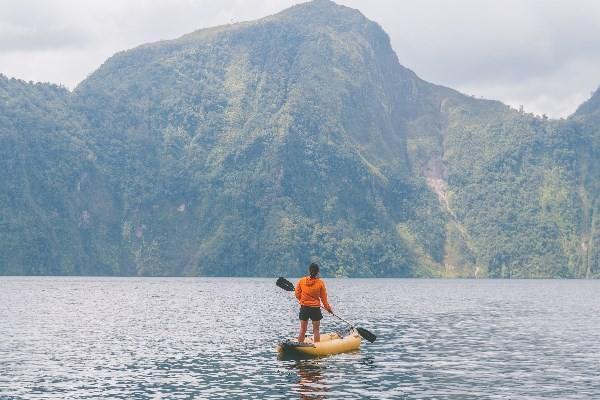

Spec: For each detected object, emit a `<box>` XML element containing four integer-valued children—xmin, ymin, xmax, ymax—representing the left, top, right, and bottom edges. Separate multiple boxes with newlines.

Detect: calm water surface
<box><xmin>1</xmin><ymin>278</ymin><xmax>599</xmax><ymax>399</ymax></box>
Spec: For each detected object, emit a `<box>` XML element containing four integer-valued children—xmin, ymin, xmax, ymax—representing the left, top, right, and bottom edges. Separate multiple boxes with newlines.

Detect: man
<box><xmin>295</xmin><ymin>263</ymin><xmax>333</xmax><ymax>343</ymax></box>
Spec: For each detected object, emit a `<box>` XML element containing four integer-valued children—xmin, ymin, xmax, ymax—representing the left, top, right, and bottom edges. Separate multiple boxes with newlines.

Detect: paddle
<box><xmin>276</xmin><ymin>277</ymin><xmax>377</xmax><ymax>343</ymax></box>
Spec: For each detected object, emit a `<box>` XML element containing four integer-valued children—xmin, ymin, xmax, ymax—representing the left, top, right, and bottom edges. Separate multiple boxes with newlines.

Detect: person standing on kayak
<box><xmin>295</xmin><ymin>263</ymin><xmax>333</xmax><ymax>343</ymax></box>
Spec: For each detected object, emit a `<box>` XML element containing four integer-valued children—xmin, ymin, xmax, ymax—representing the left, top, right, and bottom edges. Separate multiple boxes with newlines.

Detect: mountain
<box><xmin>571</xmin><ymin>87</ymin><xmax>600</xmax><ymax>276</ymax></box>
<box><xmin>1</xmin><ymin>0</ymin><xmax>598</xmax><ymax>277</ymax></box>
<box><xmin>575</xmin><ymin>87</ymin><xmax>600</xmax><ymax>118</ymax></box>
<box><xmin>0</xmin><ymin>76</ymin><xmax>131</xmax><ymax>274</ymax></box>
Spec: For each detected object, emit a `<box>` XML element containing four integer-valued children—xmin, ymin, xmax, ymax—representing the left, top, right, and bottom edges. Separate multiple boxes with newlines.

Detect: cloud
<box><xmin>0</xmin><ymin>0</ymin><xmax>95</xmax><ymax>52</ymax></box>
<box><xmin>0</xmin><ymin>22</ymin><xmax>89</xmax><ymax>52</ymax></box>
<box><xmin>0</xmin><ymin>0</ymin><xmax>598</xmax><ymax>117</ymax></box>
<box><xmin>345</xmin><ymin>0</ymin><xmax>600</xmax><ymax>116</ymax></box>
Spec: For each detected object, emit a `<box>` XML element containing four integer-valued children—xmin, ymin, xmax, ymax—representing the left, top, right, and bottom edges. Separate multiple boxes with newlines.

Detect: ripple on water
<box><xmin>1</xmin><ymin>278</ymin><xmax>600</xmax><ymax>399</ymax></box>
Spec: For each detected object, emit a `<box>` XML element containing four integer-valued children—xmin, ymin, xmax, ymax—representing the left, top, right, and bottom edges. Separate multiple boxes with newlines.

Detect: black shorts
<box><xmin>299</xmin><ymin>306</ymin><xmax>323</xmax><ymax>321</ymax></box>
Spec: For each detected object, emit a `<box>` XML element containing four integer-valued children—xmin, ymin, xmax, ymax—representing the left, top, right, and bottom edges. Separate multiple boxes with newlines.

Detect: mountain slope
<box><xmin>570</xmin><ymin>87</ymin><xmax>600</xmax><ymax>276</ymax></box>
<box><xmin>0</xmin><ymin>76</ymin><xmax>132</xmax><ymax>274</ymax></box>
<box><xmin>1</xmin><ymin>0</ymin><xmax>598</xmax><ymax>277</ymax></box>
<box><xmin>69</xmin><ymin>0</ymin><xmax>448</xmax><ymax>277</ymax></box>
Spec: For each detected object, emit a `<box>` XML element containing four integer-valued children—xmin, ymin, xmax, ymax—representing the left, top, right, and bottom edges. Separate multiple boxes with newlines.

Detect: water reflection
<box><xmin>359</xmin><ymin>354</ymin><xmax>375</xmax><ymax>366</ymax></box>
<box><xmin>288</xmin><ymin>360</ymin><xmax>328</xmax><ymax>400</ymax></box>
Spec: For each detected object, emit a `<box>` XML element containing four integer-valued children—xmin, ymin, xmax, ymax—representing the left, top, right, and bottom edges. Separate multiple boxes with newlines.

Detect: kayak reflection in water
<box><xmin>295</xmin><ymin>263</ymin><xmax>333</xmax><ymax>343</ymax></box>
<box><xmin>293</xmin><ymin>360</ymin><xmax>327</xmax><ymax>400</ymax></box>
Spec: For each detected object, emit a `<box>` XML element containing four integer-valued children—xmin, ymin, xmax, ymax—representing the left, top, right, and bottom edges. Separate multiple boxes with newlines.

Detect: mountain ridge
<box><xmin>574</xmin><ymin>86</ymin><xmax>600</xmax><ymax>117</ymax></box>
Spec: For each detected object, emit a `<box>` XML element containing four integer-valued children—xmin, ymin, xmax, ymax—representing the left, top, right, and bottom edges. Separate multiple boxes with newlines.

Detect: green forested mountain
<box><xmin>1</xmin><ymin>0</ymin><xmax>598</xmax><ymax>277</ymax></box>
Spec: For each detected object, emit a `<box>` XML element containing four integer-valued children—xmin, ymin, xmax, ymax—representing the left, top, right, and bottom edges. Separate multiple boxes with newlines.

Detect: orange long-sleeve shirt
<box><xmin>295</xmin><ymin>276</ymin><xmax>331</xmax><ymax>310</ymax></box>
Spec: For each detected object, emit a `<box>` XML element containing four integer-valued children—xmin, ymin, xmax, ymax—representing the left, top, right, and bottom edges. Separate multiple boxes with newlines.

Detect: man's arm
<box><xmin>320</xmin><ymin>283</ymin><xmax>332</xmax><ymax>313</ymax></box>
<box><xmin>295</xmin><ymin>279</ymin><xmax>302</xmax><ymax>302</ymax></box>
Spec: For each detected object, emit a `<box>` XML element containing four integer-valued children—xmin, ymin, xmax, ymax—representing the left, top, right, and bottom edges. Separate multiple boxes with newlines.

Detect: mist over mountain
<box><xmin>1</xmin><ymin>0</ymin><xmax>598</xmax><ymax>277</ymax></box>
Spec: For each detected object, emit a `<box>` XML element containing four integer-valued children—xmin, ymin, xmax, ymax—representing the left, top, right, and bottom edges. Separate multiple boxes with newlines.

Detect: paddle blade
<box><xmin>276</xmin><ymin>277</ymin><xmax>295</xmax><ymax>292</ymax></box>
<box><xmin>357</xmin><ymin>327</ymin><xmax>376</xmax><ymax>343</ymax></box>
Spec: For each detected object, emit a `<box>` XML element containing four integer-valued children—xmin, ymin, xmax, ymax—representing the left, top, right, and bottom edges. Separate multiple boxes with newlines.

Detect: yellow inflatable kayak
<box><xmin>277</xmin><ymin>329</ymin><xmax>361</xmax><ymax>357</ymax></box>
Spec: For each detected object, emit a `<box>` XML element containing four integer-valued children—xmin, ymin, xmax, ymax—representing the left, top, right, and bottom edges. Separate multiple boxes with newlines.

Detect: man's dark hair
<box><xmin>309</xmin><ymin>262</ymin><xmax>319</xmax><ymax>277</ymax></box>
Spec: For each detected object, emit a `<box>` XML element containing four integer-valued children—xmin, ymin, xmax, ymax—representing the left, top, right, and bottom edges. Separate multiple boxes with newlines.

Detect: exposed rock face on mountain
<box><xmin>1</xmin><ymin>0</ymin><xmax>598</xmax><ymax>277</ymax></box>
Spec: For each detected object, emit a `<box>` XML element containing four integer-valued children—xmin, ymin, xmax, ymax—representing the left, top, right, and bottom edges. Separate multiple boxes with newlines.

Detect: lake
<box><xmin>1</xmin><ymin>277</ymin><xmax>599</xmax><ymax>399</ymax></box>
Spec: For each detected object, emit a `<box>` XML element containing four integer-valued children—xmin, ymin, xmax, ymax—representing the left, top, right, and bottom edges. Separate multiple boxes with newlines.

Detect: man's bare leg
<box><xmin>312</xmin><ymin>320</ymin><xmax>320</xmax><ymax>343</ymax></box>
<box><xmin>298</xmin><ymin>320</ymin><xmax>308</xmax><ymax>342</ymax></box>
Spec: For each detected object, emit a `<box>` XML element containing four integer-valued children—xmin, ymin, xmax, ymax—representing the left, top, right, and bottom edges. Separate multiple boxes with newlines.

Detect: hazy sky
<box><xmin>1</xmin><ymin>0</ymin><xmax>599</xmax><ymax>118</ymax></box>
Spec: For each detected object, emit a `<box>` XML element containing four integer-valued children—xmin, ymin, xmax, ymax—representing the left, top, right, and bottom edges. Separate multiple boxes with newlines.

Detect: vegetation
<box><xmin>0</xmin><ymin>0</ymin><xmax>598</xmax><ymax>277</ymax></box>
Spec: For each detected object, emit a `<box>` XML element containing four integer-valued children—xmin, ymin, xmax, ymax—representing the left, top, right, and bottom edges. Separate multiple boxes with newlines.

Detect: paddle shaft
<box><xmin>329</xmin><ymin>311</ymin><xmax>354</xmax><ymax>328</ymax></box>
